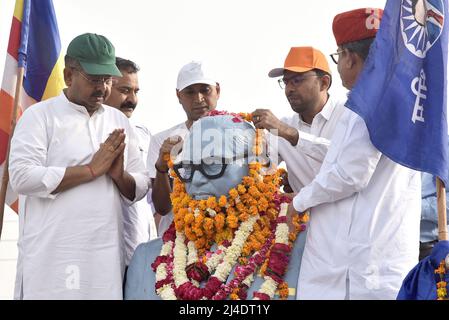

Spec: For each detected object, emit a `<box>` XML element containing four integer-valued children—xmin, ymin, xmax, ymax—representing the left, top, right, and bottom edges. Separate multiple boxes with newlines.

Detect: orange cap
<box><xmin>268</xmin><ymin>47</ymin><xmax>331</xmax><ymax>78</ymax></box>
<box><xmin>332</xmin><ymin>8</ymin><xmax>383</xmax><ymax>46</ymax></box>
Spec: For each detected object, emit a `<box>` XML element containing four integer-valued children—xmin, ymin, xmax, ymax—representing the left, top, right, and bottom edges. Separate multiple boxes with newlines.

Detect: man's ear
<box><xmin>215</xmin><ymin>83</ymin><xmax>221</xmax><ymax>97</ymax></box>
<box><xmin>320</xmin><ymin>74</ymin><xmax>331</xmax><ymax>91</ymax></box>
<box><xmin>63</xmin><ymin>67</ymin><xmax>73</xmax><ymax>87</ymax></box>
<box><xmin>346</xmin><ymin>51</ymin><xmax>359</xmax><ymax>69</ymax></box>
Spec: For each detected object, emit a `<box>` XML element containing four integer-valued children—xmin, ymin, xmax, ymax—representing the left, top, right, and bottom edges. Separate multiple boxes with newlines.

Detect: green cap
<box><xmin>66</xmin><ymin>33</ymin><xmax>122</xmax><ymax>77</ymax></box>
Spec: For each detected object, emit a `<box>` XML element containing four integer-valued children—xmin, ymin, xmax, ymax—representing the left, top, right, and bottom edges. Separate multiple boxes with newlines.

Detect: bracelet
<box><xmin>86</xmin><ymin>164</ymin><xmax>96</xmax><ymax>179</ymax></box>
<box><xmin>155</xmin><ymin>164</ymin><xmax>169</xmax><ymax>174</ymax></box>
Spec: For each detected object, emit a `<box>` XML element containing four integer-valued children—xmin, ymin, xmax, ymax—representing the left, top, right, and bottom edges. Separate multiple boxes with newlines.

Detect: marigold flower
<box><xmin>207</xmin><ymin>197</ymin><xmax>217</xmax><ymax>209</ymax></box>
<box><xmin>195</xmin><ymin>237</ymin><xmax>207</xmax><ymax>250</ymax></box>
<box><xmin>278</xmin><ymin>282</ymin><xmax>289</xmax><ymax>300</ymax></box>
<box><xmin>199</xmin><ymin>200</ymin><xmax>207</xmax><ymax>211</ymax></box>
<box><xmin>218</xmin><ymin>195</ymin><xmax>227</xmax><ymax>207</ymax></box>
<box><xmin>226</xmin><ymin>215</ymin><xmax>239</xmax><ymax>229</ymax></box>
<box><xmin>214</xmin><ymin>213</ymin><xmax>225</xmax><ymax>231</ymax></box>
<box><xmin>300</xmin><ymin>212</ymin><xmax>310</xmax><ymax>223</ymax></box>
<box><xmin>229</xmin><ymin>188</ymin><xmax>239</xmax><ymax>199</ymax></box>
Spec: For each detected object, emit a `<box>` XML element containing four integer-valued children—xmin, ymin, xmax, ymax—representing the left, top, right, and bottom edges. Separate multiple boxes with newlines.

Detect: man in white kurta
<box><xmin>291</xmin><ymin>9</ymin><xmax>421</xmax><ymax>299</ymax></box>
<box><xmin>8</xmin><ymin>33</ymin><xmax>149</xmax><ymax>299</ymax></box>
<box><xmin>148</xmin><ymin>61</ymin><xmax>220</xmax><ymax>237</ymax></box>
<box><xmin>105</xmin><ymin>58</ymin><xmax>157</xmax><ymax>266</ymax></box>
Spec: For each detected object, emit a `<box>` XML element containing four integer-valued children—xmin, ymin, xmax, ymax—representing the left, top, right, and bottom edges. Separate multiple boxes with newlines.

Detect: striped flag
<box><xmin>0</xmin><ymin>0</ymin><xmax>64</xmax><ymax>212</ymax></box>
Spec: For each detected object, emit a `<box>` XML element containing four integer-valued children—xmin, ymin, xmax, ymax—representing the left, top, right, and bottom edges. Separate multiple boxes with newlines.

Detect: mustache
<box><xmin>91</xmin><ymin>91</ymin><xmax>105</xmax><ymax>98</ymax></box>
<box><xmin>120</xmin><ymin>101</ymin><xmax>137</xmax><ymax>109</ymax></box>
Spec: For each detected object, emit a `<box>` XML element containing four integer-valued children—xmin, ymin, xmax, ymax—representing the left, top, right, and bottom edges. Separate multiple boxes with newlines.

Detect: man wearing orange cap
<box><xmin>291</xmin><ymin>8</ymin><xmax>421</xmax><ymax>300</ymax></box>
<box><xmin>253</xmin><ymin>47</ymin><xmax>345</xmax><ymax>194</ymax></box>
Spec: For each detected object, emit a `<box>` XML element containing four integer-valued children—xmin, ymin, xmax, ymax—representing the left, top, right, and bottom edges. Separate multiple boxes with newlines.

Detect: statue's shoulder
<box><xmin>133</xmin><ymin>238</ymin><xmax>163</xmax><ymax>260</ymax></box>
<box><xmin>124</xmin><ymin>238</ymin><xmax>163</xmax><ymax>300</ymax></box>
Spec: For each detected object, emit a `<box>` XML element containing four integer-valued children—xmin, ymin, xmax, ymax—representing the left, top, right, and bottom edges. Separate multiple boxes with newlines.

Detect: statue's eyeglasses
<box><xmin>173</xmin><ymin>153</ymin><xmax>249</xmax><ymax>182</ymax></box>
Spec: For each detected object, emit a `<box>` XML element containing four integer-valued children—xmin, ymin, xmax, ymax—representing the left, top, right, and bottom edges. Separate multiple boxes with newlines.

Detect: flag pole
<box><xmin>0</xmin><ymin>66</ymin><xmax>25</xmax><ymax>239</ymax></box>
<box><xmin>436</xmin><ymin>177</ymin><xmax>448</xmax><ymax>241</ymax></box>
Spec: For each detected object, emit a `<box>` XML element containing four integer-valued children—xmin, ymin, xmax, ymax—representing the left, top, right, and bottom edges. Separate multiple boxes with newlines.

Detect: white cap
<box><xmin>176</xmin><ymin>61</ymin><xmax>218</xmax><ymax>91</ymax></box>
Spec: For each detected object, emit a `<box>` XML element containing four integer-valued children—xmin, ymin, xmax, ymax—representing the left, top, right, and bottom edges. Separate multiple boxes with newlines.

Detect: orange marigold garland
<box><xmin>435</xmin><ymin>259</ymin><xmax>448</xmax><ymax>300</ymax></box>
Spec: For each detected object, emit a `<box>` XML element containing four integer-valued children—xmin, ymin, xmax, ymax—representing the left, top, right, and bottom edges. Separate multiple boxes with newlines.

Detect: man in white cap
<box><xmin>147</xmin><ymin>61</ymin><xmax>220</xmax><ymax>236</ymax></box>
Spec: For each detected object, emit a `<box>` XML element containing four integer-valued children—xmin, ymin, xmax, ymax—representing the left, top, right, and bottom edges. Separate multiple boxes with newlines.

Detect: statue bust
<box><xmin>124</xmin><ymin>112</ymin><xmax>308</xmax><ymax>300</ymax></box>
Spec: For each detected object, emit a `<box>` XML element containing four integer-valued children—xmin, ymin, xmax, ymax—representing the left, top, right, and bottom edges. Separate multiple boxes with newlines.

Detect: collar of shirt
<box><xmin>297</xmin><ymin>95</ymin><xmax>337</xmax><ymax>130</ymax></box>
<box><xmin>59</xmin><ymin>91</ymin><xmax>105</xmax><ymax>116</ymax></box>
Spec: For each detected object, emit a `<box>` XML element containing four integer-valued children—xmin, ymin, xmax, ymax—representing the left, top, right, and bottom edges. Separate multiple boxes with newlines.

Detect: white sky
<box><xmin>0</xmin><ymin>0</ymin><xmax>388</xmax><ymax>134</ymax></box>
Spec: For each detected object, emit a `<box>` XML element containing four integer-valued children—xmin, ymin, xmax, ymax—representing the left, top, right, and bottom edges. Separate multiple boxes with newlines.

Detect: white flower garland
<box><xmin>214</xmin><ymin>214</ymin><xmax>259</xmax><ymax>282</ymax></box>
<box><xmin>205</xmin><ymin>244</ymin><xmax>227</xmax><ymax>273</ymax></box>
<box><xmin>253</xmin><ymin>203</ymin><xmax>289</xmax><ymax>299</ymax></box>
<box><xmin>155</xmin><ymin>241</ymin><xmax>175</xmax><ymax>299</ymax></box>
<box><xmin>187</xmin><ymin>241</ymin><xmax>198</xmax><ymax>266</ymax></box>
<box><xmin>173</xmin><ymin>232</ymin><xmax>189</xmax><ymax>287</ymax></box>
<box><xmin>162</xmin><ymin>213</ymin><xmax>258</xmax><ymax>300</ymax></box>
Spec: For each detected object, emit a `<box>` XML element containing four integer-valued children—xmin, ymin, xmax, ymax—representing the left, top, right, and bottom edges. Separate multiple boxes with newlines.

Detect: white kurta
<box><xmin>293</xmin><ymin>108</ymin><xmax>421</xmax><ymax>300</ymax></box>
<box><xmin>147</xmin><ymin>122</ymin><xmax>189</xmax><ymax>237</ymax></box>
<box><xmin>9</xmin><ymin>93</ymin><xmax>150</xmax><ymax>300</ymax></box>
<box><xmin>272</xmin><ymin>94</ymin><xmax>346</xmax><ymax>192</ymax></box>
<box><xmin>122</xmin><ymin>123</ymin><xmax>157</xmax><ymax>266</ymax></box>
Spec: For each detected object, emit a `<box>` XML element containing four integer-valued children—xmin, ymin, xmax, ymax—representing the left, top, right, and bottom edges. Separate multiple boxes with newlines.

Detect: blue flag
<box><xmin>346</xmin><ymin>0</ymin><xmax>449</xmax><ymax>186</ymax></box>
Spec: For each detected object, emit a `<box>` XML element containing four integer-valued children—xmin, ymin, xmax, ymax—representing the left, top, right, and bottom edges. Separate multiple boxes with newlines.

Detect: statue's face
<box><xmin>176</xmin><ymin>115</ymin><xmax>253</xmax><ymax>200</ymax></box>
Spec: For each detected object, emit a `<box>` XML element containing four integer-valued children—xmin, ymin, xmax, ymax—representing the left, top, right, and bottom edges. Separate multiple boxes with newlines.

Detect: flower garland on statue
<box><xmin>151</xmin><ymin>111</ymin><xmax>308</xmax><ymax>300</ymax></box>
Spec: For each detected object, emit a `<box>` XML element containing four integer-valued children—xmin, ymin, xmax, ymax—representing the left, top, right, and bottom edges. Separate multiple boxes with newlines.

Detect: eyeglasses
<box><xmin>278</xmin><ymin>74</ymin><xmax>318</xmax><ymax>89</ymax></box>
<box><xmin>72</xmin><ymin>68</ymin><xmax>117</xmax><ymax>86</ymax></box>
<box><xmin>173</xmin><ymin>153</ymin><xmax>248</xmax><ymax>183</ymax></box>
<box><xmin>329</xmin><ymin>49</ymin><xmax>345</xmax><ymax>64</ymax></box>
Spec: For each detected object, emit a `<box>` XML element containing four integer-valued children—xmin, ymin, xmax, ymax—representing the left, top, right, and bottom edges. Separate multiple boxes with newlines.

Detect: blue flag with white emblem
<box><xmin>346</xmin><ymin>0</ymin><xmax>448</xmax><ymax>186</ymax></box>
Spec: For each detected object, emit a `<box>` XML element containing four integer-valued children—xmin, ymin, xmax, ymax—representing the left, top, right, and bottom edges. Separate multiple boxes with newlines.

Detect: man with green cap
<box><xmin>8</xmin><ymin>33</ymin><xmax>150</xmax><ymax>299</ymax></box>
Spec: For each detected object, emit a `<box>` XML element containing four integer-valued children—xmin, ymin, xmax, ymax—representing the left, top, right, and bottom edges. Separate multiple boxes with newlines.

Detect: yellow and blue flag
<box><xmin>0</xmin><ymin>0</ymin><xmax>64</xmax><ymax>211</ymax></box>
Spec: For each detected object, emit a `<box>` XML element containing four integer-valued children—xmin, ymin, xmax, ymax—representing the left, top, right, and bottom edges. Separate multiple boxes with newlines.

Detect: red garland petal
<box><xmin>253</xmin><ymin>292</ymin><xmax>270</xmax><ymax>300</ymax></box>
<box><xmin>155</xmin><ymin>278</ymin><xmax>172</xmax><ymax>290</ymax></box>
<box><xmin>162</xmin><ymin>222</ymin><xmax>176</xmax><ymax>243</ymax></box>
<box><xmin>277</xmin><ymin>216</ymin><xmax>287</xmax><ymax>224</ymax></box>
<box><xmin>186</xmin><ymin>262</ymin><xmax>210</xmax><ymax>282</ymax></box>
<box><xmin>151</xmin><ymin>255</ymin><xmax>170</xmax><ymax>272</ymax></box>
<box><xmin>204</xmin><ymin>276</ymin><xmax>223</xmax><ymax>299</ymax></box>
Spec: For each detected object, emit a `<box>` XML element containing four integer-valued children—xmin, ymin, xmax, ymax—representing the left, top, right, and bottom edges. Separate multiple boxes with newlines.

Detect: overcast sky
<box><xmin>0</xmin><ymin>0</ymin><xmax>391</xmax><ymax>134</ymax></box>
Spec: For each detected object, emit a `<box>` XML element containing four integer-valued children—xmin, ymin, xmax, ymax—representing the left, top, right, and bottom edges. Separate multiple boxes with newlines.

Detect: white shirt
<box><xmin>9</xmin><ymin>93</ymin><xmax>150</xmax><ymax>299</ymax></box>
<box><xmin>293</xmin><ymin>108</ymin><xmax>421</xmax><ymax>300</ymax></box>
<box><xmin>147</xmin><ymin>122</ymin><xmax>190</xmax><ymax>237</ymax></box>
<box><xmin>121</xmin><ymin>123</ymin><xmax>158</xmax><ymax>266</ymax></box>
<box><xmin>273</xmin><ymin>94</ymin><xmax>346</xmax><ymax>192</ymax></box>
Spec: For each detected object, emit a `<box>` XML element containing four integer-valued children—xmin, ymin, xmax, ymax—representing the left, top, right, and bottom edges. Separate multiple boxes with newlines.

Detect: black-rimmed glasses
<box><xmin>329</xmin><ymin>49</ymin><xmax>345</xmax><ymax>64</ymax></box>
<box><xmin>173</xmin><ymin>153</ymin><xmax>248</xmax><ymax>183</ymax></box>
<box><xmin>72</xmin><ymin>68</ymin><xmax>117</xmax><ymax>86</ymax></box>
<box><xmin>277</xmin><ymin>74</ymin><xmax>319</xmax><ymax>89</ymax></box>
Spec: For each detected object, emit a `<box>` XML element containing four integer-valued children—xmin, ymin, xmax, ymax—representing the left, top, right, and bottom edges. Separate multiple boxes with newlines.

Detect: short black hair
<box><xmin>313</xmin><ymin>68</ymin><xmax>332</xmax><ymax>90</ymax></box>
<box><xmin>64</xmin><ymin>55</ymin><xmax>80</xmax><ymax>69</ymax></box>
<box><xmin>341</xmin><ymin>37</ymin><xmax>375</xmax><ymax>61</ymax></box>
<box><xmin>115</xmin><ymin>57</ymin><xmax>140</xmax><ymax>73</ymax></box>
